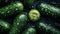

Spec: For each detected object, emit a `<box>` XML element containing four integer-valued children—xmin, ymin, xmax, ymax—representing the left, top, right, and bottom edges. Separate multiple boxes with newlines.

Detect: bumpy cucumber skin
<box><xmin>37</xmin><ymin>22</ymin><xmax>60</xmax><ymax>34</ymax></box>
<box><xmin>0</xmin><ymin>2</ymin><xmax>24</xmax><ymax>18</ymax></box>
<box><xmin>9</xmin><ymin>14</ymin><xmax>27</xmax><ymax>34</ymax></box>
<box><xmin>0</xmin><ymin>20</ymin><xmax>10</xmax><ymax>31</ymax></box>
<box><xmin>37</xmin><ymin>3</ymin><xmax>60</xmax><ymax>18</ymax></box>
<box><xmin>22</xmin><ymin>27</ymin><xmax>36</xmax><ymax>34</ymax></box>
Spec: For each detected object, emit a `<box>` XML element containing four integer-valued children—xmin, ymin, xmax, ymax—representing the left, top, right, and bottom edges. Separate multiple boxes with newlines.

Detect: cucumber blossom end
<box><xmin>29</xmin><ymin>9</ymin><xmax>40</xmax><ymax>21</ymax></box>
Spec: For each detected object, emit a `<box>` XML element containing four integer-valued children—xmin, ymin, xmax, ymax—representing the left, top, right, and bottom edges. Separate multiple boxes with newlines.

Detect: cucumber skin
<box><xmin>21</xmin><ymin>0</ymin><xmax>34</xmax><ymax>6</ymax></box>
<box><xmin>26</xmin><ymin>0</ymin><xmax>34</xmax><ymax>6</ymax></box>
<box><xmin>9</xmin><ymin>14</ymin><xmax>27</xmax><ymax>34</ymax></box>
<box><xmin>37</xmin><ymin>3</ymin><xmax>60</xmax><ymax>18</ymax></box>
<box><xmin>0</xmin><ymin>20</ymin><xmax>10</xmax><ymax>31</ymax></box>
<box><xmin>0</xmin><ymin>2</ymin><xmax>24</xmax><ymax>18</ymax></box>
<box><xmin>37</xmin><ymin>21</ymin><xmax>60</xmax><ymax>34</ymax></box>
<box><xmin>22</xmin><ymin>27</ymin><xmax>36</xmax><ymax>34</ymax></box>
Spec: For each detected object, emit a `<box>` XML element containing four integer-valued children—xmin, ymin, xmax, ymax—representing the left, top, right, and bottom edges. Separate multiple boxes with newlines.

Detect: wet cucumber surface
<box><xmin>22</xmin><ymin>27</ymin><xmax>36</xmax><ymax>34</ymax></box>
<box><xmin>0</xmin><ymin>2</ymin><xmax>24</xmax><ymax>18</ymax></box>
<box><xmin>0</xmin><ymin>0</ymin><xmax>60</xmax><ymax>34</ymax></box>
<box><xmin>0</xmin><ymin>19</ymin><xmax>10</xmax><ymax>31</ymax></box>
<box><xmin>36</xmin><ymin>21</ymin><xmax>60</xmax><ymax>34</ymax></box>
<box><xmin>9</xmin><ymin>14</ymin><xmax>27</xmax><ymax>34</ymax></box>
<box><xmin>37</xmin><ymin>2</ymin><xmax>60</xmax><ymax>19</ymax></box>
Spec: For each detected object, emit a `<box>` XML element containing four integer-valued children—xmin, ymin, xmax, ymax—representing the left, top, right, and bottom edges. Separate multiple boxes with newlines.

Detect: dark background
<box><xmin>0</xmin><ymin>0</ymin><xmax>60</xmax><ymax>34</ymax></box>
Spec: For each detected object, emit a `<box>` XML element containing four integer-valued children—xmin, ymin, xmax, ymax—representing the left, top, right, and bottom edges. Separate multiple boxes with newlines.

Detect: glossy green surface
<box><xmin>9</xmin><ymin>14</ymin><xmax>27</xmax><ymax>34</ymax></box>
<box><xmin>0</xmin><ymin>2</ymin><xmax>24</xmax><ymax>18</ymax></box>
<box><xmin>0</xmin><ymin>20</ymin><xmax>10</xmax><ymax>30</ymax></box>
<box><xmin>37</xmin><ymin>3</ymin><xmax>60</xmax><ymax>18</ymax></box>
<box><xmin>37</xmin><ymin>22</ymin><xmax>60</xmax><ymax>34</ymax></box>
<box><xmin>22</xmin><ymin>27</ymin><xmax>36</xmax><ymax>34</ymax></box>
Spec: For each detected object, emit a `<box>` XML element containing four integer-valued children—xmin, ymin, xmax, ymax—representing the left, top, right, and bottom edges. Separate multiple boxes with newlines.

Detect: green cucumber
<box><xmin>0</xmin><ymin>19</ymin><xmax>10</xmax><ymax>31</ymax></box>
<box><xmin>0</xmin><ymin>2</ymin><xmax>24</xmax><ymax>18</ymax></box>
<box><xmin>21</xmin><ymin>0</ymin><xmax>34</xmax><ymax>6</ymax></box>
<box><xmin>37</xmin><ymin>2</ymin><xmax>60</xmax><ymax>18</ymax></box>
<box><xmin>22</xmin><ymin>27</ymin><xmax>36</xmax><ymax>34</ymax></box>
<box><xmin>37</xmin><ymin>21</ymin><xmax>60</xmax><ymax>34</ymax></box>
<box><xmin>25</xmin><ymin>0</ymin><xmax>34</xmax><ymax>6</ymax></box>
<box><xmin>29</xmin><ymin>9</ymin><xmax>40</xmax><ymax>21</ymax></box>
<box><xmin>9</xmin><ymin>14</ymin><xmax>27</xmax><ymax>34</ymax></box>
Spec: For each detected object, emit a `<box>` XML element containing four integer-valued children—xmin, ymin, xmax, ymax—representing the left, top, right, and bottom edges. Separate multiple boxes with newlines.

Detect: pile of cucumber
<box><xmin>0</xmin><ymin>0</ymin><xmax>60</xmax><ymax>34</ymax></box>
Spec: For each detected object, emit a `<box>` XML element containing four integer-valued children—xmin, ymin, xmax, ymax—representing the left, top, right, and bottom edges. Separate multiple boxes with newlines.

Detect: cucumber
<box><xmin>0</xmin><ymin>19</ymin><xmax>10</xmax><ymax>31</ymax></box>
<box><xmin>37</xmin><ymin>21</ymin><xmax>60</xmax><ymax>34</ymax></box>
<box><xmin>37</xmin><ymin>2</ymin><xmax>60</xmax><ymax>18</ymax></box>
<box><xmin>21</xmin><ymin>0</ymin><xmax>34</xmax><ymax>7</ymax></box>
<box><xmin>0</xmin><ymin>2</ymin><xmax>24</xmax><ymax>18</ymax></box>
<box><xmin>28</xmin><ymin>9</ymin><xmax>40</xmax><ymax>21</ymax></box>
<box><xmin>22</xmin><ymin>27</ymin><xmax>36</xmax><ymax>34</ymax></box>
<box><xmin>25</xmin><ymin>0</ymin><xmax>34</xmax><ymax>6</ymax></box>
<box><xmin>9</xmin><ymin>14</ymin><xmax>27</xmax><ymax>34</ymax></box>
